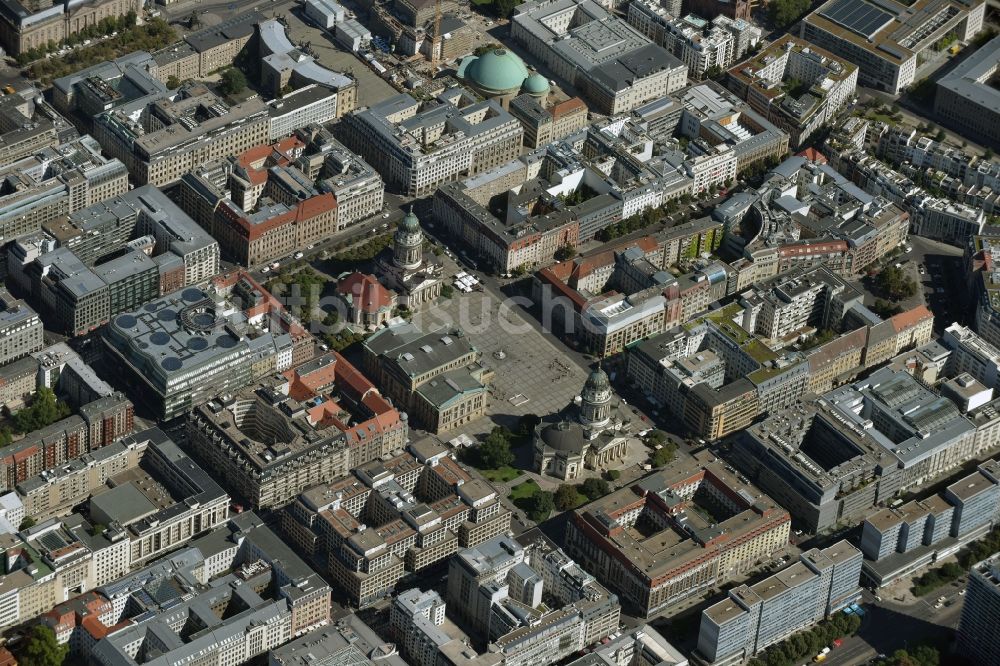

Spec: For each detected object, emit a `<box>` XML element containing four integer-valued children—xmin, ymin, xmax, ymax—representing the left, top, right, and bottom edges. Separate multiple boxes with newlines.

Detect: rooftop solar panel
<box><xmin>819</xmin><ymin>0</ymin><xmax>894</xmax><ymax>38</ymax></box>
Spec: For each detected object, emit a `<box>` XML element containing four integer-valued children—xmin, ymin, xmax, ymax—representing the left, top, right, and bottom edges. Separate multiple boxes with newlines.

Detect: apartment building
<box><xmin>628</xmin><ymin>5</ymin><xmax>761</xmax><ymax>81</ymax></box>
<box><xmin>340</xmin><ymin>88</ymin><xmax>523</xmax><ymax>196</ymax></box>
<box><xmin>726</xmin><ymin>35</ymin><xmax>857</xmax><ymax>148</ymax></box>
<box><xmin>859</xmin><ymin>462</ymin><xmax>1000</xmax><ymax>587</ymax></box>
<box><xmin>16</xmin><ymin>436</ymin><xmax>147</xmax><ymax>521</ymax></box>
<box><xmin>0</xmin><ymin>393</ymin><xmax>133</xmax><ymax>493</ymax></box>
<box><xmin>697</xmin><ymin>542</ymin><xmax>862</xmax><ymax>664</ymax></box>
<box><xmin>293</xmin><ymin>440</ymin><xmax>511</xmax><ymax>607</ymax></box>
<box><xmin>566</xmin><ymin>453</ymin><xmax>791</xmax><ymax>617</ymax></box>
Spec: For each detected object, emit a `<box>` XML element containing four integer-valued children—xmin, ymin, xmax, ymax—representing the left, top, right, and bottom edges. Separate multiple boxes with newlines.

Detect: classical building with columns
<box><xmin>533</xmin><ymin>368</ymin><xmax>633</xmax><ymax>481</ymax></box>
<box><xmin>375</xmin><ymin>208</ymin><xmax>443</xmax><ymax>310</ymax></box>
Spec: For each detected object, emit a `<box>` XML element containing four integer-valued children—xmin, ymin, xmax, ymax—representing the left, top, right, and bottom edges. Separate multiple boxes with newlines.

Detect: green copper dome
<box><xmin>399</xmin><ymin>207</ymin><xmax>420</xmax><ymax>233</ymax></box>
<box><xmin>458</xmin><ymin>48</ymin><xmax>530</xmax><ymax>95</ymax></box>
<box><xmin>585</xmin><ymin>367</ymin><xmax>610</xmax><ymax>393</ymax></box>
<box><xmin>522</xmin><ymin>73</ymin><xmax>550</xmax><ymax>96</ymax></box>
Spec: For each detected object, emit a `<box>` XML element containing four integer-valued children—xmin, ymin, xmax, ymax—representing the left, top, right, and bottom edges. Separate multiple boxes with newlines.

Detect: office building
<box><xmin>565</xmin><ymin>452</ymin><xmax>790</xmax><ymax>617</ymax></box>
<box><xmin>508</xmin><ymin>95</ymin><xmax>589</xmax><ymax>149</ymax></box>
<box><xmin>340</xmin><ymin>88</ymin><xmax>523</xmax><ymax>197</ymax></box>
<box><xmin>675</xmin><ymin>82</ymin><xmax>790</xmax><ymax>174</ymax></box>
<box><xmin>736</xmin><ymin>366</ymin><xmax>985</xmax><ymax>533</ymax></box>
<box><xmin>956</xmin><ymin>553</ymin><xmax>1000</xmax><ymax>666</ymax></box>
<box><xmin>94</xmin><ymin>83</ymin><xmax>270</xmax><ymax>185</ymax></box>
<box><xmin>390</xmin><ymin>535</ymin><xmax>619</xmax><ymax>666</ymax></box>
<box><xmin>103</xmin><ymin>274</ymin><xmax>307</xmax><ymax>419</ymax></box>
<box><xmin>0</xmin><ymin>135</ymin><xmax>128</xmax><ymax>249</ymax></box>
<box><xmin>697</xmin><ymin>541</ymin><xmax>862</xmax><ymax>664</ymax></box>
<box><xmin>258</xmin><ymin>19</ymin><xmax>357</xmax><ymax>115</ymax></box>
<box><xmin>512</xmin><ymin>0</ymin><xmax>687</xmax><ymax>115</ymax></box>
<box><xmin>0</xmin><ymin>289</ymin><xmax>43</xmax><ymax>366</ymax></box>
<box><xmin>152</xmin><ymin>11</ymin><xmax>263</xmax><ymax>83</ymax></box>
<box><xmin>0</xmin><ymin>0</ymin><xmax>140</xmax><ymax>56</ymax></box>
<box><xmin>935</xmin><ymin>35</ymin><xmax>1000</xmax><ymax>148</ymax></box>
<box><xmin>801</xmin><ymin>0</ymin><xmax>985</xmax><ymax>94</ymax></box>
<box><xmin>0</xmin><ymin>90</ymin><xmax>74</xmax><ymax>162</ymax></box>
<box><xmin>270</xmin><ymin>614</ymin><xmax>408</xmax><ymax>666</ymax></box>
<box><xmin>51</xmin><ymin>52</ymin><xmax>165</xmax><ymax>121</ymax></box>
<box><xmin>187</xmin><ymin>374</ymin><xmax>364</xmax><ymax>510</ymax></box>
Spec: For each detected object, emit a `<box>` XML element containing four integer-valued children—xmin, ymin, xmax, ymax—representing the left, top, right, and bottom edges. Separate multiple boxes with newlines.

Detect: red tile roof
<box><xmin>337</xmin><ymin>272</ymin><xmax>395</xmax><ymax>314</ymax></box>
<box><xmin>890</xmin><ymin>304</ymin><xmax>933</xmax><ymax>333</ymax></box>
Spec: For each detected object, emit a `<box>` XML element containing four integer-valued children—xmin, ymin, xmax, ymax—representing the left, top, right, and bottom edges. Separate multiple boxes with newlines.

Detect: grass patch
<box><xmin>482</xmin><ymin>466</ymin><xmax>520</xmax><ymax>483</ymax></box>
<box><xmin>509</xmin><ymin>480</ymin><xmax>540</xmax><ymax>501</ymax></box>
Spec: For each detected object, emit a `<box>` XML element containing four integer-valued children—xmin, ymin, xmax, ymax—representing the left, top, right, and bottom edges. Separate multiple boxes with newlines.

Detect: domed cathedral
<box><xmin>533</xmin><ymin>366</ymin><xmax>632</xmax><ymax>481</ymax></box>
<box><xmin>456</xmin><ymin>47</ymin><xmax>550</xmax><ymax>108</ymax></box>
<box><xmin>375</xmin><ymin>207</ymin><xmax>443</xmax><ymax>309</ymax></box>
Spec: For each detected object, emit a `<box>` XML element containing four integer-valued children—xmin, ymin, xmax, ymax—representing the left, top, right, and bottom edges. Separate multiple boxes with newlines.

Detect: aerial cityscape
<box><xmin>0</xmin><ymin>0</ymin><xmax>995</xmax><ymax>663</ymax></box>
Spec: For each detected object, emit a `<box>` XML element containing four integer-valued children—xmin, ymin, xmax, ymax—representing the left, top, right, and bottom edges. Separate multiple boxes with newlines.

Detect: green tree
<box><xmin>19</xmin><ymin>516</ymin><xmax>35</xmax><ymax>531</ymax></box>
<box><xmin>477</xmin><ymin>427</ymin><xmax>514</xmax><ymax>469</ymax></box>
<box><xmin>554</xmin><ymin>244</ymin><xmax>577</xmax><ymax>261</ymax></box>
<box><xmin>651</xmin><ymin>445</ymin><xmax>677</xmax><ymax>467</ymax></box>
<box><xmin>525</xmin><ymin>490</ymin><xmax>554</xmax><ymax>522</ymax></box>
<box><xmin>554</xmin><ymin>484</ymin><xmax>579</xmax><ymax>511</ymax></box>
<box><xmin>767</xmin><ymin>0</ymin><xmax>810</xmax><ymax>28</ymax></box>
<box><xmin>580</xmin><ymin>477</ymin><xmax>610</xmax><ymax>500</ymax></box>
<box><xmin>440</xmin><ymin>284</ymin><xmax>454</xmax><ymax>299</ymax></box>
<box><xmin>16</xmin><ymin>625</ymin><xmax>67</xmax><ymax>666</ymax></box>
<box><xmin>875</xmin><ymin>266</ymin><xmax>916</xmax><ymax>301</ymax></box>
<box><xmin>166</xmin><ymin>75</ymin><xmax>181</xmax><ymax>90</ymax></box>
<box><xmin>219</xmin><ymin>68</ymin><xmax>247</xmax><ymax>96</ymax></box>
<box><xmin>606</xmin><ymin>469</ymin><xmax>621</xmax><ymax>481</ymax></box>
<box><xmin>12</xmin><ymin>388</ymin><xmax>71</xmax><ymax>434</ymax></box>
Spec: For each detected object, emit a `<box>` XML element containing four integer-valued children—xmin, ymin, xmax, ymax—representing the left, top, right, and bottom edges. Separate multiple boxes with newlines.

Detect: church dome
<box><xmin>458</xmin><ymin>48</ymin><xmax>530</xmax><ymax>95</ymax></box>
<box><xmin>522</xmin><ymin>73</ymin><xmax>550</xmax><ymax>96</ymax></box>
<box><xmin>539</xmin><ymin>421</ymin><xmax>586</xmax><ymax>453</ymax></box>
<box><xmin>584</xmin><ymin>367</ymin><xmax>610</xmax><ymax>394</ymax></box>
<box><xmin>399</xmin><ymin>208</ymin><xmax>421</xmax><ymax>234</ymax></box>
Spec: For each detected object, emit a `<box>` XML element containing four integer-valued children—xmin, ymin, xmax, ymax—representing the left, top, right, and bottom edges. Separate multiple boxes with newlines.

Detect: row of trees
<box><xmin>748</xmin><ymin>612</ymin><xmax>862</xmax><ymax>666</ymax></box>
<box><xmin>646</xmin><ymin>430</ymin><xmax>677</xmax><ymax>468</ymax></box>
<box><xmin>15</xmin><ymin>11</ymin><xmax>137</xmax><ymax>65</ymax></box>
<box><xmin>912</xmin><ymin>525</ymin><xmax>1000</xmax><ymax>595</ymax></box>
<box><xmin>597</xmin><ymin>195</ymin><xmax>694</xmax><ymax>242</ymax></box>
<box><xmin>875</xmin><ymin>645</ymin><xmax>941</xmax><ymax>666</ymax></box>
<box><xmin>28</xmin><ymin>18</ymin><xmax>175</xmax><ymax>83</ymax></box>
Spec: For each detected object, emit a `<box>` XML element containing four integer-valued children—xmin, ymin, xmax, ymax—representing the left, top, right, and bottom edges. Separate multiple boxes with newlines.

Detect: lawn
<box><xmin>509</xmin><ymin>480</ymin><xmax>540</xmax><ymax>501</ymax></box>
<box><xmin>482</xmin><ymin>466</ymin><xmax>521</xmax><ymax>483</ymax></box>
